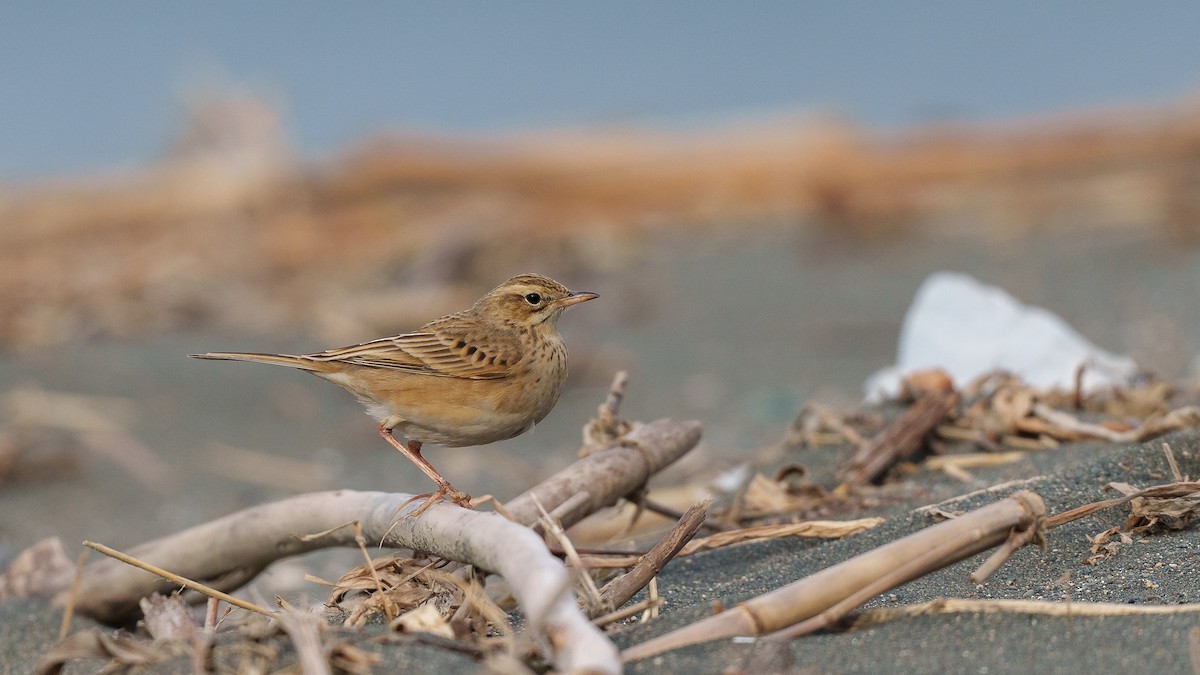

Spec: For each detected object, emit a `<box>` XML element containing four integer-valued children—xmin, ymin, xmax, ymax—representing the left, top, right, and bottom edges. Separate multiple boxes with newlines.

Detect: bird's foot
<box><xmin>404</xmin><ymin>487</ymin><xmax>475</xmax><ymax>516</ymax></box>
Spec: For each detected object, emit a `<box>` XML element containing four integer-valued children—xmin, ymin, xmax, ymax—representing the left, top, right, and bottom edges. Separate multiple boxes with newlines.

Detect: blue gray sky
<box><xmin>4</xmin><ymin>2</ymin><xmax>1200</xmax><ymax>178</ymax></box>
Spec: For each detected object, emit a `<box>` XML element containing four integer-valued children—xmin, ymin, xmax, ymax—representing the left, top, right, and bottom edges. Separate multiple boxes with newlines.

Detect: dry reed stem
<box><xmin>622</xmin><ymin>491</ymin><xmax>1045</xmax><ymax>662</ymax></box>
<box><xmin>1164</xmin><ymin>442</ymin><xmax>1184</xmax><ymax>481</ymax></box>
<box><xmin>642</xmin><ymin>577</ymin><xmax>660</xmax><ymax>622</ymax></box>
<box><xmin>640</xmin><ymin>497</ymin><xmax>730</xmax><ymax>533</ymax></box>
<box><xmin>924</xmin><ymin>451</ymin><xmax>1027</xmax><ymax>472</ymax></box>
<box><xmin>349</xmin><ymin>521</ymin><xmax>393</xmax><ymax>621</ymax></box>
<box><xmin>571</xmin><ymin>518</ymin><xmax>881</xmax><ymax>570</ymax></box>
<box><xmin>204</xmin><ymin>597</ymin><xmax>219</xmax><ymax>632</ymax></box>
<box><xmin>1033</xmin><ymin>402</ymin><xmax>1200</xmax><ymax>444</ymax></box>
<box><xmin>765</xmin><ymin>533</ymin><xmax>994</xmax><ymax>641</ymax></box>
<box><xmin>574</xmin><ymin>555</ymin><xmax>642</xmax><ymax>569</ymax></box>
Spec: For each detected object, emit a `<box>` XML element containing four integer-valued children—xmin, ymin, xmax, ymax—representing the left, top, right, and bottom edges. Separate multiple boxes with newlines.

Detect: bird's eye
<box><xmin>524</xmin><ymin>292</ymin><xmax>542</xmax><ymax>305</ymax></box>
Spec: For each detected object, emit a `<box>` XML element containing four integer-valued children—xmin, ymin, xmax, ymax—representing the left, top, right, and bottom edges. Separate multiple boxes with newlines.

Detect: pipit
<box><xmin>192</xmin><ymin>273</ymin><xmax>597</xmax><ymax>512</ymax></box>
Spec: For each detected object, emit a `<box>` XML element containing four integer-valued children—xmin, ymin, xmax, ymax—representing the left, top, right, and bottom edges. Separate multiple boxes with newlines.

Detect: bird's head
<box><xmin>476</xmin><ymin>273</ymin><xmax>598</xmax><ymax>329</ymax></box>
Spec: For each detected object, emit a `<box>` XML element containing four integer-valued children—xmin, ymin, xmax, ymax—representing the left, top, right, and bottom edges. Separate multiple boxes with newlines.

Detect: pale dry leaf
<box><xmin>740</xmin><ymin>472</ymin><xmax>830</xmax><ymax>518</ymax></box>
<box><xmin>1084</xmin><ymin>526</ymin><xmax>1128</xmax><ymax>565</ymax></box>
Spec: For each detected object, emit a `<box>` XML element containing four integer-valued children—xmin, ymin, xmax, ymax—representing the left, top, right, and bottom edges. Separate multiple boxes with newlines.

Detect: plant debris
<box><xmin>1078</xmin><ymin>444</ymin><xmax>1200</xmax><ymax>564</ymax></box>
<box><xmin>776</xmin><ymin>370</ymin><xmax>1200</xmax><ymax>496</ymax></box>
<box><xmin>319</xmin><ymin>552</ymin><xmax>511</xmax><ymax>644</ymax></box>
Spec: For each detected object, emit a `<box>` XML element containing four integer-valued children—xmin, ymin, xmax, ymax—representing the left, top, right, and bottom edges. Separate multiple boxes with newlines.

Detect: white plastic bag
<box><xmin>864</xmin><ymin>271</ymin><xmax>1138</xmax><ymax>401</ymax></box>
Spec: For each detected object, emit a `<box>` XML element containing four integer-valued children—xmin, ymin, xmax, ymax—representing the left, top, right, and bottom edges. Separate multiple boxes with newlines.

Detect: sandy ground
<box><xmin>4</xmin><ymin>227</ymin><xmax>1200</xmax><ymax>672</ymax></box>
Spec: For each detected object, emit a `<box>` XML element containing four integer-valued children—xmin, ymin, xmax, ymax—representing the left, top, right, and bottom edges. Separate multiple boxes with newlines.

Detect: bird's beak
<box><xmin>554</xmin><ymin>291</ymin><xmax>599</xmax><ymax>308</ymax></box>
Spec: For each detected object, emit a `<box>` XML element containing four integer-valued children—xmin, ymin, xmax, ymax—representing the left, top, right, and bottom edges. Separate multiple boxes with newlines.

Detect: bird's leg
<box><xmin>379</xmin><ymin>424</ymin><xmax>473</xmax><ymax>512</ymax></box>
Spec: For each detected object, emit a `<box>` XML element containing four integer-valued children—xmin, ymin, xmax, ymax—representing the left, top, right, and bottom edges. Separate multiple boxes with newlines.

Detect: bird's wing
<box><xmin>304</xmin><ymin>316</ymin><xmax>522</xmax><ymax>380</ymax></box>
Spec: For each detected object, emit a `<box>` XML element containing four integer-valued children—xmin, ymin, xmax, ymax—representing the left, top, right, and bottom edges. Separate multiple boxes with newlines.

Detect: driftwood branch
<box><xmin>504</xmin><ymin>417</ymin><xmax>702</xmax><ymax>529</ymax></box>
<box><xmin>622</xmin><ymin>491</ymin><xmax>1045</xmax><ymax>662</ymax></box>
<box><xmin>59</xmin><ymin>490</ymin><xmax>619</xmax><ymax>674</ymax></box>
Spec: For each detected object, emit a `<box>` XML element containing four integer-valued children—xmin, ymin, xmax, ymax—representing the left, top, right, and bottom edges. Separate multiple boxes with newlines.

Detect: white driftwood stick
<box><xmin>59</xmin><ymin>491</ymin><xmax>620</xmax><ymax>674</ymax></box>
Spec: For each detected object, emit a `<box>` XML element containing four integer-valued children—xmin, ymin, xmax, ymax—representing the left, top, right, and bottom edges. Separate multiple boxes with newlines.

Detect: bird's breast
<box><xmin>494</xmin><ymin>336</ymin><xmax>568</xmax><ymax>423</ymax></box>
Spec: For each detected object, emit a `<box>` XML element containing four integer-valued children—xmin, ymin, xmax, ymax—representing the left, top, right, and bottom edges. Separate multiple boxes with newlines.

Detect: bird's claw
<box><xmin>406</xmin><ymin>487</ymin><xmax>475</xmax><ymax>516</ymax></box>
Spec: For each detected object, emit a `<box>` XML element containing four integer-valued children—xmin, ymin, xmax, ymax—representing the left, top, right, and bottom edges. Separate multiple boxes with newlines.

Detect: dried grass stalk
<box><xmin>678</xmin><ymin>517</ymin><xmax>884</xmax><ymax>556</ymax></box>
<box><xmin>845</xmin><ymin>597</ymin><xmax>1200</xmax><ymax>631</ymax></box>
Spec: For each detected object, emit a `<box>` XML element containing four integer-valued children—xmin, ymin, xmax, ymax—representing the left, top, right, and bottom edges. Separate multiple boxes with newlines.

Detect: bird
<box><xmin>191</xmin><ymin>273</ymin><xmax>598</xmax><ymax>513</ymax></box>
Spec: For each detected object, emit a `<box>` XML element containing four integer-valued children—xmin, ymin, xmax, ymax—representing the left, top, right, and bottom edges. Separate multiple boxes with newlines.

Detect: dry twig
<box><xmin>839</xmin><ymin>390</ymin><xmax>959</xmax><ymax>486</ymax></box>
<box><xmin>595</xmin><ymin>498</ymin><xmax>712</xmax><ymax>616</ymax></box>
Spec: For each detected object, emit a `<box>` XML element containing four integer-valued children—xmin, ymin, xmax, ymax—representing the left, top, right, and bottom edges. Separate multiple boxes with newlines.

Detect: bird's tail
<box><xmin>189</xmin><ymin>351</ymin><xmax>318</xmax><ymax>371</ymax></box>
